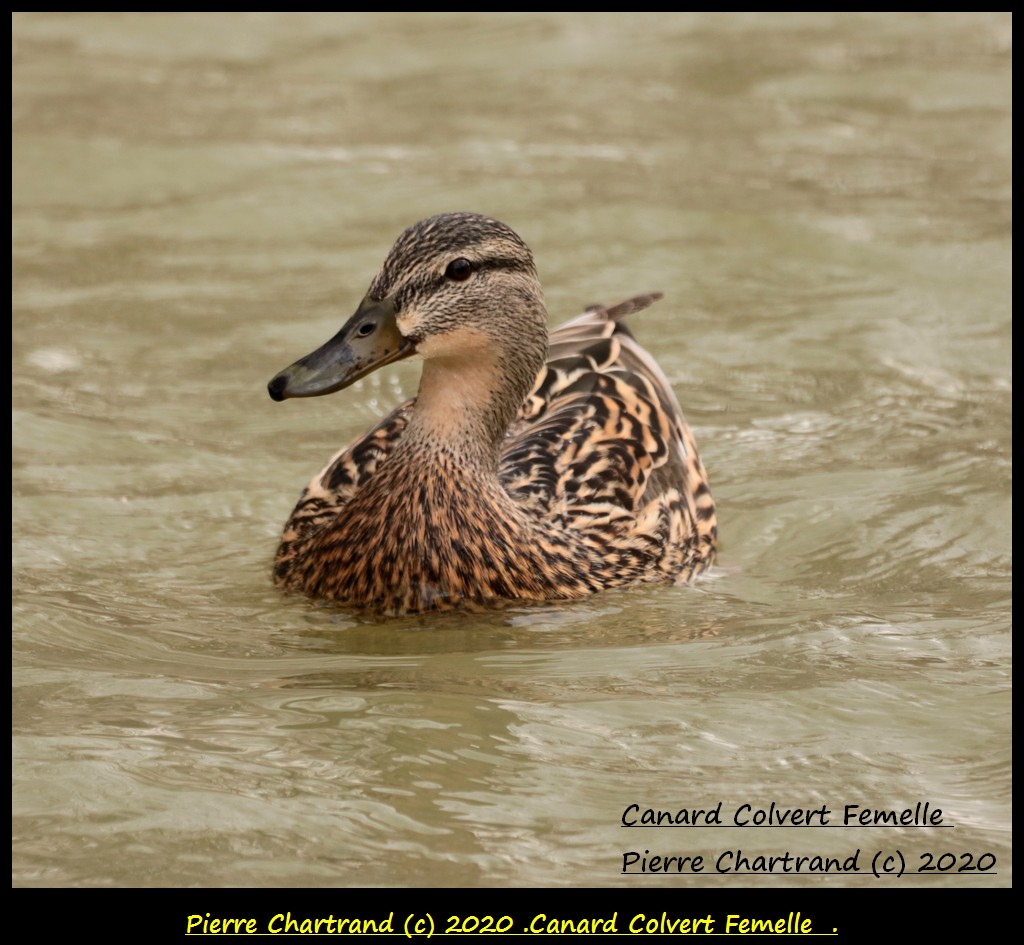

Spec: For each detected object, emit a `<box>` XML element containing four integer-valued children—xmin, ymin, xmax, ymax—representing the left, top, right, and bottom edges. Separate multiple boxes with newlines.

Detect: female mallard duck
<box><xmin>268</xmin><ymin>212</ymin><xmax>716</xmax><ymax>614</ymax></box>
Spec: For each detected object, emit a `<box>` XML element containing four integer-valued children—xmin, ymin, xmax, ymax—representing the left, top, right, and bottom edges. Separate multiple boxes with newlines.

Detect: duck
<box><xmin>267</xmin><ymin>212</ymin><xmax>716</xmax><ymax>615</ymax></box>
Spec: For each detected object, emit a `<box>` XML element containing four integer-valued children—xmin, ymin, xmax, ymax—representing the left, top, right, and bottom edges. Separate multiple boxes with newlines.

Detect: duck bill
<box><xmin>268</xmin><ymin>296</ymin><xmax>413</xmax><ymax>401</ymax></box>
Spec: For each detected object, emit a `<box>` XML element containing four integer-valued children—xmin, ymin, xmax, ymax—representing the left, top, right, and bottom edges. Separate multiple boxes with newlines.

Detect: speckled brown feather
<box><xmin>271</xmin><ymin>213</ymin><xmax>716</xmax><ymax>614</ymax></box>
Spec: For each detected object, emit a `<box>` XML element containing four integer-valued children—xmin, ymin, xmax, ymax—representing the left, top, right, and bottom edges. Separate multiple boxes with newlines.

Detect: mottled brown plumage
<box><xmin>268</xmin><ymin>212</ymin><xmax>716</xmax><ymax>614</ymax></box>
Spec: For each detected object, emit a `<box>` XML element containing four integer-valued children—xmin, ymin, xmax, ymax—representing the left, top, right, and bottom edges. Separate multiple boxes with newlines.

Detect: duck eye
<box><xmin>445</xmin><ymin>258</ymin><xmax>473</xmax><ymax>282</ymax></box>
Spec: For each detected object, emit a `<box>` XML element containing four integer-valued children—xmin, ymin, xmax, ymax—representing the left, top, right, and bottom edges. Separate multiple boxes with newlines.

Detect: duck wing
<box><xmin>499</xmin><ymin>294</ymin><xmax>716</xmax><ymax>578</ymax></box>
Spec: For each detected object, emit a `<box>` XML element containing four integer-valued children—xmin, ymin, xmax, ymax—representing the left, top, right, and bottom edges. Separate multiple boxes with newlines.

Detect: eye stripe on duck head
<box><xmin>388</xmin><ymin>256</ymin><xmax>536</xmax><ymax>315</ymax></box>
<box><xmin>367</xmin><ymin>212</ymin><xmax>536</xmax><ymax>303</ymax></box>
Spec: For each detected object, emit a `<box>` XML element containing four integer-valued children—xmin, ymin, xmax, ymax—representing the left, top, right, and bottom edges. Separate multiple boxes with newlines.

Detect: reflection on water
<box><xmin>13</xmin><ymin>12</ymin><xmax>1010</xmax><ymax>888</ymax></box>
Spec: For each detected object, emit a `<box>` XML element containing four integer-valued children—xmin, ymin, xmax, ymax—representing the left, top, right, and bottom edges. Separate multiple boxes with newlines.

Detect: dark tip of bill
<box><xmin>267</xmin><ymin>375</ymin><xmax>288</xmax><ymax>401</ymax></box>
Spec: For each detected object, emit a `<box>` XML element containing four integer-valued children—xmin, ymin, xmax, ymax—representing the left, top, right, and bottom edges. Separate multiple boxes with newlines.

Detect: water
<box><xmin>12</xmin><ymin>12</ymin><xmax>1011</xmax><ymax>888</ymax></box>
